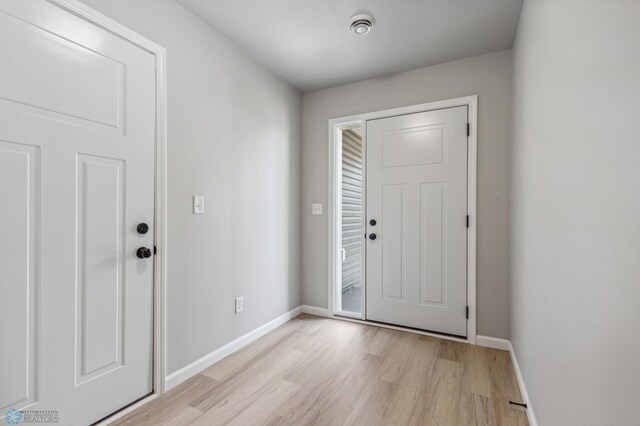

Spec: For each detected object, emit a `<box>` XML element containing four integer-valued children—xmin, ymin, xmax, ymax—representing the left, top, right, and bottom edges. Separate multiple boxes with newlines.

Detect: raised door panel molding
<box><xmin>0</xmin><ymin>140</ymin><xmax>40</xmax><ymax>412</ymax></box>
<box><xmin>0</xmin><ymin>10</ymin><xmax>125</xmax><ymax>133</ymax></box>
<box><xmin>381</xmin><ymin>184</ymin><xmax>404</xmax><ymax>301</ymax></box>
<box><xmin>75</xmin><ymin>154</ymin><xmax>125</xmax><ymax>384</ymax></box>
<box><xmin>382</xmin><ymin>126</ymin><xmax>445</xmax><ymax>169</ymax></box>
<box><xmin>420</xmin><ymin>183</ymin><xmax>446</xmax><ymax>306</ymax></box>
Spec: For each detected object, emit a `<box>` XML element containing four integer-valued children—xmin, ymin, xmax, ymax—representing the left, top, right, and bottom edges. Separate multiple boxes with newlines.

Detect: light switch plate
<box><xmin>193</xmin><ymin>196</ymin><xmax>204</xmax><ymax>214</ymax></box>
<box><xmin>235</xmin><ymin>297</ymin><xmax>243</xmax><ymax>313</ymax></box>
<box><xmin>312</xmin><ymin>203</ymin><xmax>323</xmax><ymax>215</ymax></box>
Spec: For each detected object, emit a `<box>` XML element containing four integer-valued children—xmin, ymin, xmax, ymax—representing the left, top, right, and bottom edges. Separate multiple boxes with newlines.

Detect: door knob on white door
<box><xmin>136</xmin><ymin>247</ymin><xmax>152</xmax><ymax>259</ymax></box>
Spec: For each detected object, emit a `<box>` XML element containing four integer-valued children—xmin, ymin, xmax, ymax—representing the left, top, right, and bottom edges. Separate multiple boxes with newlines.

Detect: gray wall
<box><xmin>511</xmin><ymin>0</ymin><xmax>640</xmax><ymax>424</ymax></box>
<box><xmin>81</xmin><ymin>0</ymin><xmax>302</xmax><ymax>375</ymax></box>
<box><xmin>302</xmin><ymin>50</ymin><xmax>513</xmax><ymax>339</ymax></box>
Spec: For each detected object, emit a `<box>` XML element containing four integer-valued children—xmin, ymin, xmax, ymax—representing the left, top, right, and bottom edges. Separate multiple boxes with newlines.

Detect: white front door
<box><xmin>366</xmin><ymin>106</ymin><xmax>468</xmax><ymax>336</ymax></box>
<box><xmin>0</xmin><ymin>1</ymin><xmax>156</xmax><ymax>424</ymax></box>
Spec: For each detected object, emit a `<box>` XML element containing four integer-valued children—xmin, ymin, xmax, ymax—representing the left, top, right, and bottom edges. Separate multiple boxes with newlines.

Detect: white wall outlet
<box><xmin>193</xmin><ymin>195</ymin><xmax>204</xmax><ymax>214</ymax></box>
<box><xmin>235</xmin><ymin>296</ymin><xmax>243</xmax><ymax>313</ymax></box>
<box><xmin>312</xmin><ymin>203</ymin><xmax>323</xmax><ymax>215</ymax></box>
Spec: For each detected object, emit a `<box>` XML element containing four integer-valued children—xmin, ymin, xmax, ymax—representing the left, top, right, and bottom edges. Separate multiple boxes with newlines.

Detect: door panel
<box><xmin>366</xmin><ymin>106</ymin><xmax>468</xmax><ymax>336</ymax></box>
<box><xmin>0</xmin><ymin>5</ymin><xmax>125</xmax><ymax>133</ymax></box>
<box><xmin>0</xmin><ymin>142</ymin><xmax>39</xmax><ymax>413</ymax></box>
<box><xmin>382</xmin><ymin>127</ymin><xmax>444</xmax><ymax>168</ymax></box>
<box><xmin>76</xmin><ymin>156</ymin><xmax>126</xmax><ymax>382</ymax></box>
<box><xmin>381</xmin><ymin>184</ymin><xmax>404</xmax><ymax>300</ymax></box>
<box><xmin>420</xmin><ymin>183</ymin><xmax>445</xmax><ymax>305</ymax></box>
<box><xmin>0</xmin><ymin>1</ymin><xmax>156</xmax><ymax>424</ymax></box>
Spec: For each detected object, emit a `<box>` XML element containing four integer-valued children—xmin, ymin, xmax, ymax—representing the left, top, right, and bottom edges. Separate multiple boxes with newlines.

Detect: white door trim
<box><xmin>328</xmin><ymin>95</ymin><xmax>478</xmax><ymax>344</ymax></box>
<box><xmin>47</xmin><ymin>0</ymin><xmax>169</xmax><ymax>394</ymax></box>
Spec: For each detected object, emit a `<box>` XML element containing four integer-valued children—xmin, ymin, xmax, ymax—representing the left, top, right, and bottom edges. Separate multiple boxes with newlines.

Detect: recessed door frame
<box><xmin>328</xmin><ymin>95</ymin><xmax>478</xmax><ymax>344</ymax></box>
<box><xmin>48</xmin><ymin>0</ymin><xmax>169</xmax><ymax>400</ymax></box>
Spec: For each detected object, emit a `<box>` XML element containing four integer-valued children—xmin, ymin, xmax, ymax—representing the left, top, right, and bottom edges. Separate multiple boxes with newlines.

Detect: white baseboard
<box><xmin>508</xmin><ymin>342</ymin><xmax>538</xmax><ymax>426</ymax></box>
<box><xmin>164</xmin><ymin>306</ymin><xmax>302</xmax><ymax>391</ymax></box>
<box><xmin>476</xmin><ymin>335</ymin><xmax>511</xmax><ymax>351</ymax></box>
<box><xmin>476</xmin><ymin>336</ymin><xmax>537</xmax><ymax>426</ymax></box>
<box><xmin>301</xmin><ymin>304</ymin><xmax>331</xmax><ymax>317</ymax></box>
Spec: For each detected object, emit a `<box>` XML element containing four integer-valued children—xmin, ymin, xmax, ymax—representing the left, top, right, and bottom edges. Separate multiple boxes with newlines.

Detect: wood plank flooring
<box><xmin>113</xmin><ymin>314</ymin><xmax>528</xmax><ymax>426</ymax></box>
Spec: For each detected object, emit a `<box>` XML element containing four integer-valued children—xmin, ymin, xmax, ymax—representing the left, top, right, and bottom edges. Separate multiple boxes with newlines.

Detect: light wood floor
<box><xmin>113</xmin><ymin>314</ymin><xmax>528</xmax><ymax>426</ymax></box>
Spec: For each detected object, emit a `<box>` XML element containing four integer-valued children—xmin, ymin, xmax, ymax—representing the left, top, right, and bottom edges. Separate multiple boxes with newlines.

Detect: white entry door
<box><xmin>0</xmin><ymin>1</ymin><xmax>156</xmax><ymax>424</ymax></box>
<box><xmin>366</xmin><ymin>106</ymin><xmax>468</xmax><ymax>336</ymax></box>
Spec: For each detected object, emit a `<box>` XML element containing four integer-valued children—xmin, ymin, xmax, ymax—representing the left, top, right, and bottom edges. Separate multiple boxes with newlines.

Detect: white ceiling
<box><xmin>175</xmin><ymin>0</ymin><xmax>523</xmax><ymax>92</ymax></box>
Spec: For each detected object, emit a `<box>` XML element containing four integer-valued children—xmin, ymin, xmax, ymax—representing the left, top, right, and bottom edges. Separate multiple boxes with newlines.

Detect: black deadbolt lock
<box><xmin>369</xmin><ymin>233</ymin><xmax>377</xmax><ymax>241</ymax></box>
<box><xmin>137</xmin><ymin>247</ymin><xmax>152</xmax><ymax>259</ymax></box>
<box><xmin>137</xmin><ymin>223</ymin><xmax>149</xmax><ymax>234</ymax></box>
<box><xmin>369</xmin><ymin>219</ymin><xmax>377</xmax><ymax>226</ymax></box>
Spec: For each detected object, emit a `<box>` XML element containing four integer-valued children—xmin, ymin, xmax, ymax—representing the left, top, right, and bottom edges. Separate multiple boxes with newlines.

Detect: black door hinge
<box><xmin>467</xmin><ymin>123</ymin><xmax>470</xmax><ymax>136</ymax></box>
<box><xmin>466</xmin><ymin>215</ymin><xmax>470</xmax><ymax>228</ymax></box>
<box><xmin>153</xmin><ymin>245</ymin><xmax>157</xmax><ymax>255</ymax></box>
<box><xmin>466</xmin><ymin>306</ymin><xmax>469</xmax><ymax>319</ymax></box>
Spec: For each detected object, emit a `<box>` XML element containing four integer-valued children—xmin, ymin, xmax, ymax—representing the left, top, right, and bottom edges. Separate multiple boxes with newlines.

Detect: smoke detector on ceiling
<box><xmin>350</xmin><ymin>14</ymin><xmax>375</xmax><ymax>36</ymax></box>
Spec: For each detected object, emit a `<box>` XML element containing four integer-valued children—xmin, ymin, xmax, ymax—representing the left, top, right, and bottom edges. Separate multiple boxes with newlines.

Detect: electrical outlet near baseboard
<box><xmin>235</xmin><ymin>297</ymin><xmax>243</xmax><ymax>314</ymax></box>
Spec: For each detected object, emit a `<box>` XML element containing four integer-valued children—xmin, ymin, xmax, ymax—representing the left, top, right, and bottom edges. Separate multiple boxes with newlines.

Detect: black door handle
<box><xmin>369</xmin><ymin>219</ymin><xmax>377</xmax><ymax>226</ymax></box>
<box><xmin>368</xmin><ymin>233</ymin><xmax>377</xmax><ymax>241</ymax></box>
<box><xmin>137</xmin><ymin>247</ymin><xmax>152</xmax><ymax>259</ymax></box>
